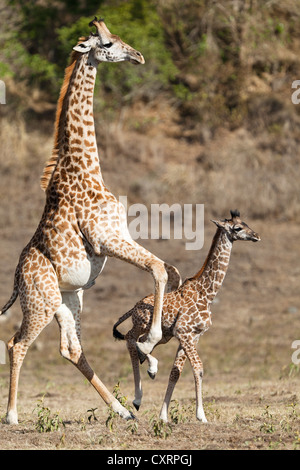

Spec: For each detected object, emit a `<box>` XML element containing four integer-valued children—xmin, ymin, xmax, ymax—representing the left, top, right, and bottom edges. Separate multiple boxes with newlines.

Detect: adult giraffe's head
<box><xmin>73</xmin><ymin>17</ymin><xmax>145</xmax><ymax>66</ymax></box>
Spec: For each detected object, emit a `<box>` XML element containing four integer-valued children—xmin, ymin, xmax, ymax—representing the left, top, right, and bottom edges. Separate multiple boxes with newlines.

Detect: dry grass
<box><xmin>0</xmin><ymin>115</ymin><xmax>50</xmax><ymax>230</ymax></box>
<box><xmin>0</xmin><ymin>367</ymin><xmax>299</xmax><ymax>450</ymax></box>
<box><xmin>1</xmin><ymin>106</ymin><xmax>300</xmax><ymax>226</ymax></box>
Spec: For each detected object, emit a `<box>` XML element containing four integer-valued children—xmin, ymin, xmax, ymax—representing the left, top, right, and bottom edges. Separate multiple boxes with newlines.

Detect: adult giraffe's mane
<box><xmin>40</xmin><ymin>41</ymin><xmax>87</xmax><ymax>191</ymax></box>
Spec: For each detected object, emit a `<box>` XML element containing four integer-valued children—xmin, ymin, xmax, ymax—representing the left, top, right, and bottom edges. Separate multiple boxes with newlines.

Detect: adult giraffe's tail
<box><xmin>113</xmin><ymin>309</ymin><xmax>134</xmax><ymax>341</ymax></box>
<box><xmin>0</xmin><ymin>271</ymin><xmax>19</xmax><ymax>316</ymax></box>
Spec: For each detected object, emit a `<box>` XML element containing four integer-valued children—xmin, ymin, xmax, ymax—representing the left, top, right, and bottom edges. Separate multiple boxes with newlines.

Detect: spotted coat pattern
<box><xmin>113</xmin><ymin>212</ymin><xmax>260</xmax><ymax>422</ymax></box>
<box><xmin>1</xmin><ymin>18</ymin><xmax>181</xmax><ymax>425</ymax></box>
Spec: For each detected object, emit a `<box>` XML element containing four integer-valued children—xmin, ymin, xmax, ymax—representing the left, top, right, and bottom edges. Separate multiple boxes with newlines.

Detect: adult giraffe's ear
<box><xmin>73</xmin><ymin>38</ymin><xmax>93</xmax><ymax>53</ymax></box>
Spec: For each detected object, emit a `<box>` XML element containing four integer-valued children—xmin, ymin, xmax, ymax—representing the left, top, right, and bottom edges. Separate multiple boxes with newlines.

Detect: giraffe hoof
<box><xmin>126</xmin><ymin>410</ymin><xmax>137</xmax><ymax>421</ymax></box>
<box><xmin>133</xmin><ymin>402</ymin><xmax>140</xmax><ymax>411</ymax></box>
<box><xmin>147</xmin><ymin>370</ymin><xmax>156</xmax><ymax>380</ymax></box>
<box><xmin>136</xmin><ymin>344</ymin><xmax>147</xmax><ymax>364</ymax></box>
<box><xmin>6</xmin><ymin>410</ymin><xmax>18</xmax><ymax>425</ymax></box>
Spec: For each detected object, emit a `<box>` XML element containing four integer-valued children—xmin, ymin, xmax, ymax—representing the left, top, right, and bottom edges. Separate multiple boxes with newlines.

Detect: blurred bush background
<box><xmin>0</xmin><ymin>0</ymin><xmax>299</xmax><ymax>227</ymax></box>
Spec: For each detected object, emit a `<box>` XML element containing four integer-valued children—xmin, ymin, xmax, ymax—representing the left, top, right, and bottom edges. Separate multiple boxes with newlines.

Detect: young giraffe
<box><xmin>0</xmin><ymin>17</ymin><xmax>180</xmax><ymax>425</ymax></box>
<box><xmin>113</xmin><ymin>210</ymin><xmax>260</xmax><ymax>422</ymax></box>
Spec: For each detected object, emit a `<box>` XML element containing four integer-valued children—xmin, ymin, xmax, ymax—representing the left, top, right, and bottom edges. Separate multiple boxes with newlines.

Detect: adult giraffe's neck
<box><xmin>42</xmin><ymin>52</ymin><xmax>103</xmax><ymax>192</ymax></box>
<box><xmin>191</xmin><ymin>228</ymin><xmax>233</xmax><ymax>302</ymax></box>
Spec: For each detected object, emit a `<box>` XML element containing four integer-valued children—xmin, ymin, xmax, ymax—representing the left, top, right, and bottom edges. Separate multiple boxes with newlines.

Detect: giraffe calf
<box><xmin>113</xmin><ymin>284</ymin><xmax>210</xmax><ymax>422</ymax></box>
<box><xmin>113</xmin><ymin>210</ymin><xmax>260</xmax><ymax>422</ymax></box>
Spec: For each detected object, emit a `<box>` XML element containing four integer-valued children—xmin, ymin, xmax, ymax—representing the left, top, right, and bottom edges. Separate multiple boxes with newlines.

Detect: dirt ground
<box><xmin>0</xmin><ymin>216</ymin><xmax>299</xmax><ymax>451</ymax></box>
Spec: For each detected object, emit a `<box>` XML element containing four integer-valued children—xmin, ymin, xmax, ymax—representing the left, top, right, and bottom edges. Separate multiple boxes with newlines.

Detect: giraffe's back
<box><xmin>131</xmin><ymin>280</ymin><xmax>212</xmax><ymax>340</ymax></box>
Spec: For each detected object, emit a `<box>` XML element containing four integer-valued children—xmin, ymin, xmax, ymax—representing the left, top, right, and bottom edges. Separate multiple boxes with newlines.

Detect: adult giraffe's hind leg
<box><xmin>6</xmin><ymin>270</ymin><xmax>62</xmax><ymax>425</ymax></box>
<box><xmin>55</xmin><ymin>291</ymin><xmax>135</xmax><ymax>420</ymax></box>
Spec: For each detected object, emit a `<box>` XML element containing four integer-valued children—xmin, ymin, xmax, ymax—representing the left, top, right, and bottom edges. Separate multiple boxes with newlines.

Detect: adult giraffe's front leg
<box><xmin>99</xmin><ymin>237</ymin><xmax>170</xmax><ymax>360</ymax></box>
<box><xmin>79</xmin><ymin>208</ymin><xmax>180</xmax><ymax>361</ymax></box>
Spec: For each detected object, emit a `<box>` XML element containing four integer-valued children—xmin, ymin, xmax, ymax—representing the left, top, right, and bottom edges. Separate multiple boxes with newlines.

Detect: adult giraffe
<box><xmin>1</xmin><ymin>17</ymin><xmax>180</xmax><ymax>424</ymax></box>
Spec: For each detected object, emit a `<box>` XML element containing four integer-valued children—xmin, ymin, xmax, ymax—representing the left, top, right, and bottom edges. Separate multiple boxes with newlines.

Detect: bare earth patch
<box><xmin>0</xmin><ymin>222</ymin><xmax>299</xmax><ymax>450</ymax></box>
